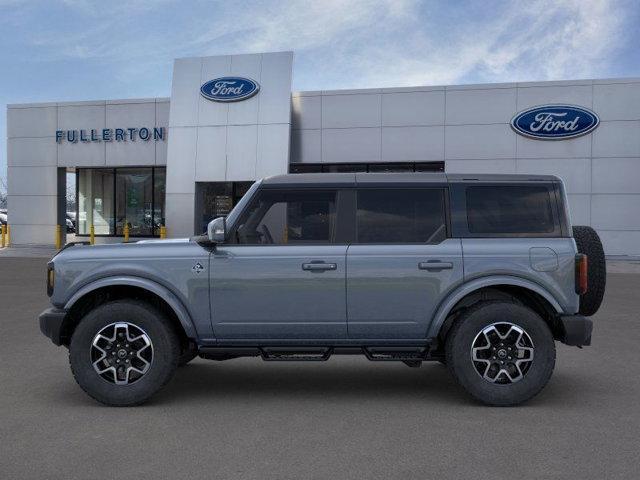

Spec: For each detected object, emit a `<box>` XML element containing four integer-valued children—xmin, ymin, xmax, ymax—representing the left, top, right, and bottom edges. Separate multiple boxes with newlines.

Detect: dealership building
<box><xmin>6</xmin><ymin>51</ymin><xmax>640</xmax><ymax>254</ymax></box>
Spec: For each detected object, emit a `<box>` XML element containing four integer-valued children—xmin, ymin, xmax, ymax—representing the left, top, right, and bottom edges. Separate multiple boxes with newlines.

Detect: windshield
<box><xmin>224</xmin><ymin>179</ymin><xmax>262</xmax><ymax>230</ymax></box>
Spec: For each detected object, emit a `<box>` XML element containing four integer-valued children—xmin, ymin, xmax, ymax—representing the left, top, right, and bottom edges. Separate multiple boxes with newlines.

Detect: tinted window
<box><xmin>235</xmin><ymin>190</ymin><xmax>337</xmax><ymax>244</ymax></box>
<box><xmin>356</xmin><ymin>189</ymin><xmax>446</xmax><ymax>243</ymax></box>
<box><xmin>466</xmin><ymin>186</ymin><xmax>556</xmax><ymax>234</ymax></box>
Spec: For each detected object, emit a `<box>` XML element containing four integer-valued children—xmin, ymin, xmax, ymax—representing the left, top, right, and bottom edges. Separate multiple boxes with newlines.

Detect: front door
<box><xmin>346</xmin><ymin>187</ymin><xmax>463</xmax><ymax>339</ymax></box>
<box><xmin>211</xmin><ymin>188</ymin><xmax>347</xmax><ymax>340</ymax></box>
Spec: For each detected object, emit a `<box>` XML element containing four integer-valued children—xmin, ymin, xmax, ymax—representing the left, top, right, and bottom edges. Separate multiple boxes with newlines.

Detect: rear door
<box><xmin>346</xmin><ymin>187</ymin><xmax>463</xmax><ymax>339</ymax></box>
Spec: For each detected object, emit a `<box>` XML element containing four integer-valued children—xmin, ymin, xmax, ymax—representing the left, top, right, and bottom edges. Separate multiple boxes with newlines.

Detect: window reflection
<box><xmin>77</xmin><ymin>167</ymin><xmax>165</xmax><ymax>237</ymax></box>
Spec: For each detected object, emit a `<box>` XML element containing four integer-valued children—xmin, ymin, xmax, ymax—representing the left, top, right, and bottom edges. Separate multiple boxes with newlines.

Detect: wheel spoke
<box><xmin>91</xmin><ymin>322</ymin><xmax>153</xmax><ymax>385</ymax></box>
<box><xmin>471</xmin><ymin>322</ymin><xmax>535</xmax><ymax>385</ymax></box>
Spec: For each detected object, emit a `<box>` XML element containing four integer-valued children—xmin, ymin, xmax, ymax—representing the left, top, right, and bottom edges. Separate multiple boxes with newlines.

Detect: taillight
<box><xmin>575</xmin><ymin>254</ymin><xmax>588</xmax><ymax>295</ymax></box>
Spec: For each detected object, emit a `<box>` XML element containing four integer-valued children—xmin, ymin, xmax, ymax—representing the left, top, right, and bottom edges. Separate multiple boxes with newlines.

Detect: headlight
<box><xmin>47</xmin><ymin>262</ymin><xmax>55</xmax><ymax>297</ymax></box>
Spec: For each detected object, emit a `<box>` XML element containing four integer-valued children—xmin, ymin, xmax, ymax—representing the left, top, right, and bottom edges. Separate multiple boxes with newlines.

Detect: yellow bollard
<box><xmin>1</xmin><ymin>224</ymin><xmax>5</xmax><ymax>248</ymax></box>
<box><xmin>123</xmin><ymin>223</ymin><xmax>130</xmax><ymax>243</ymax></box>
<box><xmin>90</xmin><ymin>224</ymin><xmax>95</xmax><ymax>245</ymax></box>
<box><xmin>6</xmin><ymin>225</ymin><xmax>10</xmax><ymax>246</ymax></box>
<box><xmin>55</xmin><ymin>225</ymin><xmax>62</xmax><ymax>250</ymax></box>
<box><xmin>160</xmin><ymin>225</ymin><xmax>166</xmax><ymax>239</ymax></box>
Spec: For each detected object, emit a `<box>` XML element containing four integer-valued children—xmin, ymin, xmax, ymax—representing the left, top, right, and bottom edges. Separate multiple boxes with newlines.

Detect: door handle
<box><xmin>302</xmin><ymin>262</ymin><xmax>337</xmax><ymax>272</ymax></box>
<box><xmin>418</xmin><ymin>261</ymin><xmax>454</xmax><ymax>271</ymax></box>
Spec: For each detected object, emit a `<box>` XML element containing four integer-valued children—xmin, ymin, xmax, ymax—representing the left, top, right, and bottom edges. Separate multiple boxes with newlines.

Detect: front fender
<box><xmin>426</xmin><ymin>275</ymin><xmax>564</xmax><ymax>338</ymax></box>
<box><xmin>64</xmin><ymin>276</ymin><xmax>197</xmax><ymax>339</ymax></box>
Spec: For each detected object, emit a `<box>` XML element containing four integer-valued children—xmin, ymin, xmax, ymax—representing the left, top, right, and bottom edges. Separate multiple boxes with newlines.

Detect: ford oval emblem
<box><xmin>200</xmin><ymin>77</ymin><xmax>260</xmax><ymax>102</ymax></box>
<box><xmin>511</xmin><ymin>104</ymin><xmax>599</xmax><ymax>140</ymax></box>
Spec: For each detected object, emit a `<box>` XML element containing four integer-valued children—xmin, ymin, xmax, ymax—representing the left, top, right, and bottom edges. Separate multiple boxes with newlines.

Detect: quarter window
<box><xmin>466</xmin><ymin>186</ymin><xmax>556</xmax><ymax>234</ymax></box>
<box><xmin>356</xmin><ymin>189</ymin><xmax>447</xmax><ymax>243</ymax></box>
<box><xmin>235</xmin><ymin>190</ymin><xmax>337</xmax><ymax>245</ymax></box>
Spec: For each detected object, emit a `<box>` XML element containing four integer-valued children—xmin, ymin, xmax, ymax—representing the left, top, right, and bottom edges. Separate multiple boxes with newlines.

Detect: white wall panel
<box><xmin>7</xmin><ymin>194</ymin><xmax>57</xmax><ymax>224</ymax></box>
<box><xmin>259</xmin><ymin>51</ymin><xmax>294</xmax><ymax>124</ymax></box>
<box><xmin>445</xmin><ymin>124</ymin><xmax>515</xmax><ymax>159</ymax></box>
<box><xmin>322</xmin><ymin>94</ymin><xmax>381</xmax><ymax>128</ymax></box>
<box><xmin>7</xmin><ymin>137</ymin><xmax>57</xmax><ymax>167</ymax></box>
<box><xmin>7</xmin><ymin>106</ymin><xmax>57</xmax><ymax>138</ymax></box>
<box><xmin>5</xmin><ymin>224</ymin><xmax>56</xmax><ymax>245</ymax></box>
<box><xmin>198</xmin><ymin>55</ymin><xmax>231</xmax><ymax>126</ymax></box>
<box><xmin>381</xmin><ymin>126</ymin><xmax>444</xmax><ymax>161</ymax></box>
<box><xmin>597</xmin><ymin>230</ymin><xmax>640</xmax><ymax>255</ymax></box>
<box><xmin>445</xmin><ymin>159</ymin><xmax>516</xmax><ymax>174</ymax></box>
<box><xmin>516</xmin><ymin>134</ymin><xmax>591</xmax><ymax>159</ymax></box>
<box><xmin>516</xmin><ymin>85</ymin><xmax>592</xmax><ymax>111</ymax></box>
<box><xmin>195</xmin><ymin>126</ymin><xmax>227</xmax><ymax>181</ymax></box>
<box><xmin>57</xmin><ymin>141</ymin><xmax>105</xmax><ymax>167</ymax></box>
<box><xmin>292</xmin><ymin>95</ymin><xmax>321</xmax><ymax>130</ymax></box>
<box><xmin>165</xmin><ymin>193</ymin><xmax>195</xmax><ymax>238</ymax></box>
<box><xmin>106</xmin><ymin>138</ymin><xmax>155</xmax><ymax>166</ymax></box>
<box><xmin>290</xmin><ymin>129</ymin><xmax>321</xmax><ymax>163</ymax></box>
<box><xmin>226</xmin><ymin>125</ymin><xmax>257</xmax><ymax>180</ymax></box>
<box><xmin>169</xmin><ymin>57</ymin><xmax>202</xmax><ymax>127</ymax></box>
<box><xmin>58</xmin><ymin>104</ymin><xmax>105</xmax><ymax>131</ymax></box>
<box><xmin>256</xmin><ymin>124</ymin><xmax>290</xmax><ymax>178</ymax></box>
<box><xmin>322</xmin><ymin>128</ymin><xmax>381</xmax><ymax>163</ymax></box>
<box><xmin>446</xmin><ymin>88</ymin><xmax>516</xmax><ymax>125</ymax></box>
<box><xmin>381</xmin><ymin>91</ymin><xmax>444</xmax><ymax>126</ymax></box>
<box><xmin>591</xmin><ymin>195</ymin><xmax>640</xmax><ymax>230</ymax></box>
<box><xmin>566</xmin><ymin>194</ymin><xmax>591</xmax><ymax>225</ymax></box>
<box><xmin>106</xmin><ymin>102</ymin><xmax>155</xmax><ymax>127</ymax></box>
<box><xmin>592</xmin><ymin>121</ymin><xmax>640</xmax><ymax>157</ymax></box>
<box><xmin>165</xmin><ymin>128</ymin><xmax>196</xmax><ymax>194</ymax></box>
<box><xmin>7</xmin><ymin>166</ymin><xmax>58</xmax><ymax>196</ymax></box>
<box><xmin>227</xmin><ymin>54</ymin><xmax>261</xmax><ymax>126</ymax></box>
<box><xmin>155</xmin><ymin>101</ymin><xmax>170</xmax><ymax>165</ymax></box>
<box><xmin>593</xmin><ymin>82</ymin><xmax>640</xmax><ymax>121</ymax></box>
<box><xmin>516</xmin><ymin>158</ymin><xmax>591</xmax><ymax>194</ymax></box>
<box><xmin>592</xmin><ymin>157</ymin><xmax>640</xmax><ymax>193</ymax></box>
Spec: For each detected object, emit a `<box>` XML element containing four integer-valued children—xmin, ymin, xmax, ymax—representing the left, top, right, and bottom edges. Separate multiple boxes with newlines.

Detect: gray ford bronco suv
<box><xmin>39</xmin><ymin>173</ymin><xmax>605</xmax><ymax>406</ymax></box>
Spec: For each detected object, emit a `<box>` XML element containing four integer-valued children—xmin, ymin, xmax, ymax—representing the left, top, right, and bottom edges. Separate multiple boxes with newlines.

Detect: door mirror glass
<box><xmin>207</xmin><ymin>217</ymin><xmax>226</xmax><ymax>243</ymax></box>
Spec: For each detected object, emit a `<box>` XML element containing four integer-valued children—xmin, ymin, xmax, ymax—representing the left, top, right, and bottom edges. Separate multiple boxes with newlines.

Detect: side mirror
<box><xmin>207</xmin><ymin>217</ymin><xmax>226</xmax><ymax>243</ymax></box>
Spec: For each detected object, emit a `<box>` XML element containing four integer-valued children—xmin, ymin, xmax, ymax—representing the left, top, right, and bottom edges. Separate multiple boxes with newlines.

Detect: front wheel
<box><xmin>445</xmin><ymin>301</ymin><xmax>556</xmax><ymax>406</ymax></box>
<box><xmin>69</xmin><ymin>300</ymin><xmax>180</xmax><ymax>406</ymax></box>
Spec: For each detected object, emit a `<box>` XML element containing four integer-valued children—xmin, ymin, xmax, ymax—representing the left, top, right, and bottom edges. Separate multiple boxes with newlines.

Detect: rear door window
<box><xmin>356</xmin><ymin>188</ymin><xmax>447</xmax><ymax>243</ymax></box>
<box><xmin>466</xmin><ymin>185</ymin><xmax>557</xmax><ymax>235</ymax></box>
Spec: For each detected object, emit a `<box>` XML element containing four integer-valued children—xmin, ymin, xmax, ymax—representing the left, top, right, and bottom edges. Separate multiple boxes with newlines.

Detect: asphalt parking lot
<box><xmin>1</xmin><ymin>256</ymin><xmax>639</xmax><ymax>479</ymax></box>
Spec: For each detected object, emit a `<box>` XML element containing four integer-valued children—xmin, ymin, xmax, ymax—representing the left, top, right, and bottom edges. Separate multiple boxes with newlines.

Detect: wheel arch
<box><xmin>59</xmin><ymin>276</ymin><xmax>197</xmax><ymax>347</ymax></box>
<box><xmin>428</xmin><ymin>276</ymin><xmax>563</xmax><ymax>343</ymax></box>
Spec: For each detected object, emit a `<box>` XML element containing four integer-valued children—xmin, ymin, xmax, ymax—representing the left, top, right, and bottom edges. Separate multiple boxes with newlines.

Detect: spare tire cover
<box><xmin>572</xmin><ymin>226</ymin><xmax>606</xmax><ymax>316</ymax></box>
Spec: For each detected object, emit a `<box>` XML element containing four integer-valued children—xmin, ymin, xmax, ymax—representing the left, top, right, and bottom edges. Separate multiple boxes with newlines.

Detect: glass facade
<box><xmin>77</xmin><ymin>167</ymin><xmax>166</xmax><ymax>237</ymax></box>
<box><xmin>195</xmin><ymin>182</ymin><xmax>253</xmax><ymax>234</ymax></box>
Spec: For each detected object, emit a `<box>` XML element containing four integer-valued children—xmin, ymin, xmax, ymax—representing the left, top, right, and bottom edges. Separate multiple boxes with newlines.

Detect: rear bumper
<box><xmin>559</xmin><ymin>314</ymin><xmax>593</xmax><ymax>347</ymax></box>
<box><xmin>39</xmin><ymin>308</ymin><xmax>67</xmax><ymax>346</ymax></box>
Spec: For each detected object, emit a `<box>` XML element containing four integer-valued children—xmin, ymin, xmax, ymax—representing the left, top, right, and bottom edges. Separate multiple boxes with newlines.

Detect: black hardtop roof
<box><xmin>261</xmin><ymin>172</ymin><xmax>561</xmax><ymax>187</ymax></box>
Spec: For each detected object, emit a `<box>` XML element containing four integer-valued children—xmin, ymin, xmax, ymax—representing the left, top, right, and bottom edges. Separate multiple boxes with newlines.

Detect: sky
<box><xmin>1</xmin><ymin>0</ymin><xmax>639</xmax><ymax>191</ymax></box>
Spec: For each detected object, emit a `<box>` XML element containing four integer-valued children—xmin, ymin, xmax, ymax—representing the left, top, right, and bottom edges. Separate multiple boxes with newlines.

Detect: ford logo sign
<box><xmin>511</xmin><ymin>105</ymin><xmax>599</xmax><ymax>140</ymax></box>
<box><xmin>200</xmin><ymin>77</ymin><xmax>260</xmax><ymax>102</ymax></box>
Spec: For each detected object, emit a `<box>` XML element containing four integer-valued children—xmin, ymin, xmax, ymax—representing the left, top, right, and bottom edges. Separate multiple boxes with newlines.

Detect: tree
<box><xmin>0</xmin><ymin>176</ymin><xmax>7</xmax><ymax>209</ymax></box>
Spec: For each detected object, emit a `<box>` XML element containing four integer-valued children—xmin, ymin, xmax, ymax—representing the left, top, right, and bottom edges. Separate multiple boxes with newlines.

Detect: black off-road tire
<box><xmin>445</xmin><ymin>301</ymin><xmax>556</xmax><ymax>406</ymax></box>
<box><xmin>573</xmin><ymin>225</ymin><xmax>606</xmax><ymax>316</ymax></box>
<box><xmin>69</xmin><ymin>300</ymin><xmax>180</xmax><ymax>406</ymax></box>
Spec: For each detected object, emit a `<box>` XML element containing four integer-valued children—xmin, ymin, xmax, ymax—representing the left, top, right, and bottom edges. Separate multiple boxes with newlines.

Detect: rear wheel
<box><xmin>69</xmin><ymin>300</ymin><xmax>180</xmax><ymax>406</ymax></box>
<box><xmin>445</xmin><ymin>301</ymin><xmax>555</xmax><ymax>406</ymax></box>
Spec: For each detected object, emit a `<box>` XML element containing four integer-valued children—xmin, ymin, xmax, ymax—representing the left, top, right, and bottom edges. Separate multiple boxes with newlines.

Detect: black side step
<box><xmin>363</xmin><ymin>347</ymin><xmax>429</xmax><ymax>362</ymax></box>
<box><xmin>260</xmin><ymin>347</ymin><xmax>333</xmax><ymax>361</ymax></box>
